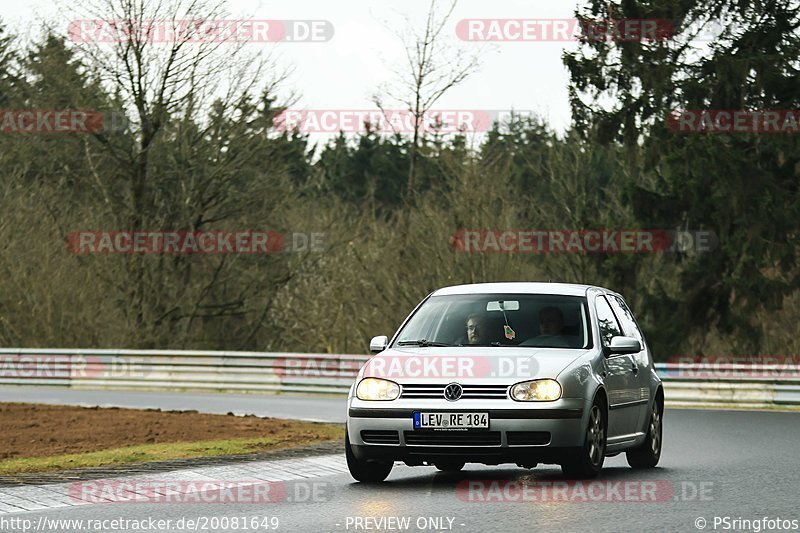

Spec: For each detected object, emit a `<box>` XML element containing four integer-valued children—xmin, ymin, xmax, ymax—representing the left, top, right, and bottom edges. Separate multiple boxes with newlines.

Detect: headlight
<box><xmin>510</xmin><ymin>379</ymin><xmax>562</xmax><ymax>401</ymax></box>
<box><xmin>356</xmin><ymin>378</ymin><xmax>400</xmax><ymax>401</ymax></box>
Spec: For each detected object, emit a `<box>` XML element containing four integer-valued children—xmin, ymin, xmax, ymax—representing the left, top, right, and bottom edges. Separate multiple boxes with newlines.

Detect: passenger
<box><xmin>522</xmin><ymin>306</ymin><xmax>570</xmax><ymax>347</ymax></box>
<box><xmin>539</xmin><ymin>306</ymin><xmax>564</xmax><ymax>336</ymax></box>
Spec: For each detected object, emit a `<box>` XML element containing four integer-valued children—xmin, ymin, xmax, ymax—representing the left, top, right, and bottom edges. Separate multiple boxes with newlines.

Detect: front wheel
<box><xmin>345</xmin><ymin>429</ymin><xmax>393</xmax><ymax>482</ymax></box>
<box><xmin>561</xmin><ymin>402</ymin><xmax>606</xmax><ymax>479</ymax></box>
<box><xmin>626</xmin><ymin>395</ymin><xmax>663</xmax><ymax>469</ymax></box>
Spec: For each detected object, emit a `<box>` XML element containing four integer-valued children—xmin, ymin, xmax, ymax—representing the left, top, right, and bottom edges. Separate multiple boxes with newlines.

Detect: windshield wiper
<box><xmin>396</xmin><ymin>339</ymin><xmax>454</xmax><ymax>347</ymax></box>
<box><xmin>465</xmin><ymin>342</ymin><xmax>514</xmax><ymax>347</ymax></box>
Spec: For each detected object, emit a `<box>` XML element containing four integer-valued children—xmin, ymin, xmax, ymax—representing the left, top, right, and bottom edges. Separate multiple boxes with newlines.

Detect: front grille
<box><xmin>404</xmin><ymin>431</ymin><xmax>501</xmax><ymax>446</ymax></box>
<box><xmin>361</xmin><ymin>430</ymin><xmax>400</xmax><ymax>445</ymax></box>
<box><xmin>507</xmin><ymin>431</ymin><xmax>551</xmax><ymax>445</ymax></box>
<box><xmin>401</xmin><ymin>384</ymin><xmax>508</xmax><ymax>400</ymax></box>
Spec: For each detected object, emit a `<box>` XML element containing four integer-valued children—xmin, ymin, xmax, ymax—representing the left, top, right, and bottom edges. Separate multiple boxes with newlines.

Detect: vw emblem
<box><xmin>444</xmin><ymin>383</ymin><xmax>463</xmax><ymax>402</ymax></box>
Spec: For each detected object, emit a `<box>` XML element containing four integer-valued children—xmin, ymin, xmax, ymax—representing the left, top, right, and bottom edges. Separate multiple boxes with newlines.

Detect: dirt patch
<box><xmin>0</xmin><ymin>402</ymin><xmax>341</xmax><ymax>460</ymax></box>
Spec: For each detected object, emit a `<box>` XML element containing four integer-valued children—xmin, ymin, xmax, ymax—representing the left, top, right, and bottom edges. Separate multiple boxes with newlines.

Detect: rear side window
<box><xmin>595</xmin><ymin>296</ymin><xmax>622</xmax><ymax>347</ymax></box>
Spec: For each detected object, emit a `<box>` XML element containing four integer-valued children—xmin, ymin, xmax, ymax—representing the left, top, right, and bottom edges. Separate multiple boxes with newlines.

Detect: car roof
<box><xmin>432</xmin><ymin>282</ymin><xmax>614</xmax><ymax>297</ymax></box>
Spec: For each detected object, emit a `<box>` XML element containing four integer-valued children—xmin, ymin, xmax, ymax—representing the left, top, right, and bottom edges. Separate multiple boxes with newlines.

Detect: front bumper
<box><xmin>347</xmin><ymin>398</ymin><xmax>588</xmax><ymax>465</ymax></box>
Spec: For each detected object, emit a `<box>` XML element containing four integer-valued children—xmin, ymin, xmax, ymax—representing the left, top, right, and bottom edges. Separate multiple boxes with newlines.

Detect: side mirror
<box><xmin>604</xmin><ymin>336</ymin><xmax>641</xmax><ymax>356</ymax></box>
<box><xmin>369</xmin><ymin>335</ymin><xmax>388</xmax><ymax>354</ymax></box>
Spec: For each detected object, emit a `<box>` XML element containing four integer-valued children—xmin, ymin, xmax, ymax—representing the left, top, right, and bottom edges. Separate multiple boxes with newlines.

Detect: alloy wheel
<box><xmin>649</xmin><ymin>402</ymin><xmax>661</xmax><ymax>455</ymax></box>
<box><xmin>587</xmin><ymin>405</ymin><xmax>605</xmax><ymax>466</ymax></box>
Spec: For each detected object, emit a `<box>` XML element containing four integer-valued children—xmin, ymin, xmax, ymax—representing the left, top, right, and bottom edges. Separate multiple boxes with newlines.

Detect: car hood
<box><xmin>360</xmin><ymin>347</ymin><xmax>590</xmax><ymax>384</ymax></box>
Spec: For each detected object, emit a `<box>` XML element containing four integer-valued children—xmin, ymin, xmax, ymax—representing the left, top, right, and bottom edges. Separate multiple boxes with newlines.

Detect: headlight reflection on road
<box><xmin>357</xmin><ymin>499</ymin><xmax>397</xmax><ymax>516</ymax></box>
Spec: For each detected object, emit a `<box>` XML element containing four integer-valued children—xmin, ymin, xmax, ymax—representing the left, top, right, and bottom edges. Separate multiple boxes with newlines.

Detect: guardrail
<box><xmin>654</xmin><ymin>362</ymin><xmax>800</xmax><ymax>408</ymax></box>
<box><xmin>0</xmin><ymin>348</ymin><xmax>798</xmax><ymax>408</ymax></box>
<box><xmin>0</xmin><ymin>348</ymin><xmax>369</xmax><ymax>395</ymax></box>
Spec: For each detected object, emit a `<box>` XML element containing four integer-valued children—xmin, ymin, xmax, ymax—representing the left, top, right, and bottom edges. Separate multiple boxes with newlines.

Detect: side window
<box><xmin>609</xmin><ymin>295</ymin><xmax>645</xmax><ymax>343</ymax></box>
<box><xmin>595</xmin><ymin>296</ymin><xmax>622</xmax><ymax>347</ymax></box>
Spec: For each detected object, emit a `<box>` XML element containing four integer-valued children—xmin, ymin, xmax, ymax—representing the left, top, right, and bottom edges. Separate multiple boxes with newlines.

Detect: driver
<box><xmin>465</xmin><ymin>314</ymin><xmax>486</xmax><ymax>345</ymax></box>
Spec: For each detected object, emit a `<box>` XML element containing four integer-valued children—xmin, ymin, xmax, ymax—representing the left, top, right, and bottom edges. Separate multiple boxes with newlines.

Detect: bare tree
<box><xmin>60</xmin><ymin>0</ymin><xmax>297</xmax><ymax>343</ymax></box>
<box><xmin>374</xmin><ymin>0</ymin><xmax>480</xmax><ymax>196</ymax></box>
<box><xmin>69</xmin><ymin>0</ymin><xmax>287</xmax><ymax>222</ymax></box>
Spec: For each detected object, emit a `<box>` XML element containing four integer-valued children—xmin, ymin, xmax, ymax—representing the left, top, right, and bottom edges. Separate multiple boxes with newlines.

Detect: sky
<box><xmin>2</xmin><ymin>0</ymin><xmax>585</xmax><ymax>144</ymax></box>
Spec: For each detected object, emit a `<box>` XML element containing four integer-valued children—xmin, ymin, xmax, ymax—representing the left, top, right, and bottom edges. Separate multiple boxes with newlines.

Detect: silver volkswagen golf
<box><xmin>345</xmin><ymin>282</ymin><xmax>663</xmax><ymax>481</ymax></box>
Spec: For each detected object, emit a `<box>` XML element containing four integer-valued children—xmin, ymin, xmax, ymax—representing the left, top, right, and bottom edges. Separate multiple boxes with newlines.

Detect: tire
<box><xmin>345</xmin><ymin>429</ymin><xmax>393</xmax><ymax>482</ymax></box>
<box><xmin>626</xmin><ymin>394</ymin><xmax>663</xmax><ymax>469</ymax></box>
<box><xmin>561</xmin><ymin>402</ymin><xmax>606</xmax><ymax>479</ymax></box>
<box><xmin>434</xmin><ymin>461</ymin><xmax>465</xmax><ymax>472</ymax></box>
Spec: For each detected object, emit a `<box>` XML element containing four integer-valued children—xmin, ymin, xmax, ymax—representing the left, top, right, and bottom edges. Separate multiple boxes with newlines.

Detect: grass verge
<box><xmin>0</xmin><ymin>427</ymin><xmax>343</xmax><ymax>475</ymax></box>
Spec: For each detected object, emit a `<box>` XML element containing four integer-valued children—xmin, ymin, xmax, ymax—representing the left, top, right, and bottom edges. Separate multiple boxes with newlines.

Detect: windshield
<box><xmin>393</xmin><ymin>293</ymin><xmax>592</xmax><ymax>349</ymax></box>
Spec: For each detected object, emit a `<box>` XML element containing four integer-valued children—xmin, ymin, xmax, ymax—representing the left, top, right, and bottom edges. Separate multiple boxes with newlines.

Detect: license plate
<box><xmin>413</xmin><ymin>412</ymin><xmax>489</xmax><ymax>430</ymax></box>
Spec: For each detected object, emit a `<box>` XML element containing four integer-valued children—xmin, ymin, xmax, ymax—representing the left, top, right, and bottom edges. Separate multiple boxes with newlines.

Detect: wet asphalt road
<box><xmin>2</xmin><ymin>408</ymin><xmax>798</xmax><ymax>533</ymax></box>
<box><xmin>0</xmin><ymin>386</ymin><xmax>345</xmax><ymax>422</ymax></box>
